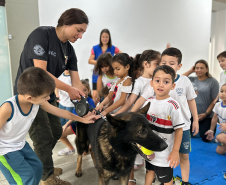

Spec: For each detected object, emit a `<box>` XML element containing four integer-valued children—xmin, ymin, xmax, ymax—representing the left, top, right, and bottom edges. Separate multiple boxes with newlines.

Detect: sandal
<box><xmin>129</xmin><ymin>179</ymin><xmax>136</xmax><ymax>184</ymax></box>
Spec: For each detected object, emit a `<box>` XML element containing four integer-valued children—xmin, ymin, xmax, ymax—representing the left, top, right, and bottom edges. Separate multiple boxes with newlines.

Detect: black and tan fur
<box><xmin>75</xmin><ymin>103</ymin><xmax>167</xmax><ymax>185</ymax></box>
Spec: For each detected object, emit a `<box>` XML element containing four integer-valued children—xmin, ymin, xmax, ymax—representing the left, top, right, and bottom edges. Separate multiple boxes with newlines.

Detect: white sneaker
<box><xmin>58</xmin><ymin>148</ymin><xmax>75</xmax><ymax>156</ymax></box>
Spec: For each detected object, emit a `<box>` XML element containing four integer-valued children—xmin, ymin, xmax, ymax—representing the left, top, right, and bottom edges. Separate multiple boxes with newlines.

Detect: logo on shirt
<box><xmin>48</xmin><ymin>50</ymin><xmax>56</xmax><ymax>57</ymax></box>
<box><xmin>150</xmin><ymin>114</ymin><xmax>157</xmax><ymax>123</ymax></box>
<box><xmin>33</xmin><ymin>44</ymin><xmax>45</xmax><ymax>56</ymax></box>
<box><xmin>167</xmin><ymin>115</ymin><xmax>171</xmax><ymax>120</ymax></box>
<box><xmin>176</xmin><ymin>88</ymin><xmax>183</xmax><ymax>96</ymax></box>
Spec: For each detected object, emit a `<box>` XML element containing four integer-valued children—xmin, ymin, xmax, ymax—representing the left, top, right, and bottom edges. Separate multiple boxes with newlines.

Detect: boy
<box><xmin>132</xmin><ymin>48</ymin><xmax>199</xmax><ymax>185</ymax></box>
<box><xmin>205</xmin><ymin>83</ymin><xmax>226</xmax><ymax>179</ymax></box>
<box><xmin>0</xmin><ymin>67</ymin><xmax>99</xmax><ymax>185</ymax></box>
<box><xmin>214</xmin><ymin>51</ymin><xmax>226</xmax><ymax>102</ymax></box>
<box><xmin>218</xmin><ymin>51</ymin><xmax>226</xmax><ymax>90</ymax></box>
<box><xmin>206</xmin><ymin>83</ymin><xmax>226</xmax><ymax>152</ymax></box>
<box><xmin>144</xmin><ymin>65</ymin><xmax>184</xmax><ymax>185</ymax></box>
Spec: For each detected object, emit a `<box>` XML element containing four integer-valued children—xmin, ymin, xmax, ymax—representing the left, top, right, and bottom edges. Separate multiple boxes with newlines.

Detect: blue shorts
<box><xmin>145</xmin><ymin>161</ymin><xmax>173</xmax><ymax>183</ymax></box>
<box><xmin>0</xmin><ymin>142</ymin><xmax>42</xmax><ymax>185</ymax></box>
<box><xmin>179</xmin><ymin>130</ymin><xmax>191</xmax><ymax>154</ymax></box>
<box><xmin>58</xmin><ymin>104</ymin><xmax>74</xmax><ymax>126</ymax></box>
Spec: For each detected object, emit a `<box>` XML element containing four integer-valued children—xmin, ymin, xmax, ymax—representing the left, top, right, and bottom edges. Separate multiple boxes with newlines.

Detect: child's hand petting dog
<box><xmin>96</xmin><ymin>104</ymin><xmax>104</xmax><ymax>112</ymax></box>
<box><xmin>167</xmin><ymin>150</ymin><xmax>180</xmax><ymax>168</ymax></box>
<box><xmin>82</xmin><ymin>113</ymin><xmax>101</xmax><ymax>124</ymax></box>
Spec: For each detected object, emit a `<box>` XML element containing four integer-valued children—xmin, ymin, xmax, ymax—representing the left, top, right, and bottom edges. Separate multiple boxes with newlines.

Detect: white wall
<box><xmin>0</xmin><ymin>6</ymin><xmax>13</xmax><ymax>104</ymax></box>
<box><xmin>210</xmin><ymin>9</ymin><xmax>226</xmax><ymax>81</ymax></box>
<box><xmin>38</xmin><ymin>0</ymin><xmax>212</xmax><ymax>83</ymax></box>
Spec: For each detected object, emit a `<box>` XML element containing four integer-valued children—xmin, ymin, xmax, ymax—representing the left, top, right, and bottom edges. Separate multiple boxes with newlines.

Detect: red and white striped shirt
<box><xmin>145</xmin><ymin>97</ymin><xmax>184</xmax><ymax>167</ymax></box>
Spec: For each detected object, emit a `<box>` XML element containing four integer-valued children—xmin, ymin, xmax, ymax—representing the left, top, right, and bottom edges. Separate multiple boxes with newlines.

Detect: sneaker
<box><xmin>224</xmin><ymin>173</ymin><xmax>226</xmax><ymax>179</ymax></box>
<box><xmin>58</xmin><ymin>148</ymin><xmax>75</xmax><ymax>156</ymax></box>
<box><xmin>134</xmin><ymin>162</ymin><xmax>144</xmax><ymax>171</ymax></box>
<box><xmin>54</xmin><ymin>167</ymin><xmax>63</xmax><ymax>176</ymax></box>
<box><xmin>40</xmin><ymin>174</ymin><xmax>71</xmax><ymax>185</ymax></box>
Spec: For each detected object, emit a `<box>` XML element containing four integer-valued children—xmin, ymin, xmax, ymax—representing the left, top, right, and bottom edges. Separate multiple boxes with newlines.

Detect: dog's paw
<box><xmin>75</xmin><ymin>171</ymin><xmax>83</xmax><ymax>177</ymax></box>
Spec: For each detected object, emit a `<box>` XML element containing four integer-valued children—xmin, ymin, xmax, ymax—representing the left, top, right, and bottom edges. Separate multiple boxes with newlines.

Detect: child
<box><xmin>144</xmin><ymin>65</ymin><xmax>184</xmax><ymax>185</ymax></box>
<box><xmin>96</xmin><ymin>53</ymin><xmax>136</xmax><ymax>116</ymax></box>
<box><xmin>132</xmin><ymin>48</ymin><xmax>199</xmax><ymax>185</ymax></box>
<box><xmin>114</xmin><ymin>50</ymin><xmax>160</xmax><ymax>185</ymax></box>
<box><xmin>116</xmin><ymin>49</ymin><xmax>160</xmax><ymax>114</ymax></box>
<box><xmin>205</xmin><ymin>84</ymin><xmax>226</xmax><ymax>153</ymax></box>
<box><xmin>0</xmin><ymin>67</ymin><xmax>99</xmax><ymax>185</ymax></box>
<box><xmin>205</xmin><ymin>84</ymin><xmax>226</xmax><ymax>180</ymax></box>
<box><xmin>58</xmin><ymin>79</ymin><xmax>95</xmax><ymax>155</ymax></box>
<box><xmin>214</xmin><ymin>51</ymin><xmax>226</xmax><ymax>102</ymax></box>
<box><xmin>94</xmin><ymin>53</ymin><xmax>118</xmax><ymax>103</ymax></box>
<box><xmin>56</xmin><ymin>70</ymin><xmax>75</xmax><ymax>126</ymax></box>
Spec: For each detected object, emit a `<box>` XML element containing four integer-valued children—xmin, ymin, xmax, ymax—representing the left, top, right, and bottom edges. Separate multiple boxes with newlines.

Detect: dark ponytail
<box><xmin>112</xmin><ymin>53</ymin><xmax>139</xmax><ymax>89</ymax></box>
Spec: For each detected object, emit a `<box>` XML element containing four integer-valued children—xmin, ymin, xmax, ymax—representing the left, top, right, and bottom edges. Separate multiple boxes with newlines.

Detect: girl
<box><xmin>115</xmin><ymin>50</ymin><xmax>160</xmax><ymax>185</ymax></box>
<box><xmin>185</xmin><ymin>60</ymin><xmax>219</xmax><ymax>142</ymax></box>
<box><xmin>94</xmin><ymin>53</ymin><xmax>118</xmax><ymax>103</ymax></box>
<box><xmin>96</xmin><ymin>53</ymin><xmax>136</xmax><ymax>116</ymax></box>
<box><xmin>116</xmin><ymin>49</ymin><xmax>160</xmax><ymax>114</ymax></box>
<box><xmin>58</xmin><ymin>79</ymin><xmax>95</xmax><ymax>156</ymax></box>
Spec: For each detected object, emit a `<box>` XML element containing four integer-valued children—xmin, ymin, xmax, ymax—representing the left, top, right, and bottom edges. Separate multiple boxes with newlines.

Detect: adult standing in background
<box><xmin>185</xmin><ymin>60</ymin><xmax>219</xmax><ymax>142</ymax></box>
<box><xmin>88</xmin><ymin>29</ymin><xmax>121</xmax><ymax>103</ymax></box>
<box><xmin>14</xmin><ymin>8</ymin><xmax>88</xmax><ymax>185</ymax></box>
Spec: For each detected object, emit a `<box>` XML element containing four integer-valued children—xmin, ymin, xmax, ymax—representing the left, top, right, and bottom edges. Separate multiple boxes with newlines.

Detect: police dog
<box><xmin>75</xmin><ymin>103</ymin><xmax>167</xmax><ymax>185</ymax></box>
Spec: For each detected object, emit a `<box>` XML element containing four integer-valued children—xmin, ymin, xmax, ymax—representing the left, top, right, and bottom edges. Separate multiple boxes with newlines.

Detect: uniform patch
<box><xmin>176</xmin><ymin>88</ymin><xmax>183</xmax><ymax>96</ymax></box>
<box><xmin>33</xmin><ymin>44</ymin><xmax>45</xmax><ymax>56</ymax></box>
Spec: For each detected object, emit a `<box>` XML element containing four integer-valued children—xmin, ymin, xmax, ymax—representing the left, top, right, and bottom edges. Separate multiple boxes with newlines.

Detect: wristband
<box><xmin>208</xmin><ymin>130</ymin><xmax>214</xmax><ymax>133</ymax></box>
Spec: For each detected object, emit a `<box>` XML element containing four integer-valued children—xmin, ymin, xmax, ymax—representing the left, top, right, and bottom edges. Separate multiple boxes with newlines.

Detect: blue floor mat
<box><xmin>174</xmin><ymin>135</ymin><xmax>226</xmax><ymax>185</ymax></box>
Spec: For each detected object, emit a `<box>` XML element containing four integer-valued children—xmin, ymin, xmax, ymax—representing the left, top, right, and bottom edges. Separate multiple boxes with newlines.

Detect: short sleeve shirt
<box><xmin>132</xmin><ymin>76</ymin><xmax>151</xmax><ymax>96</ymax></box>
<box><xmin>213</xmin><ymin>102</ymin><xmax>226</xmax><ymax>123</ymax></box>
<box><xmin>189</xmin><ymin>76</ymin><xmax>219</xmax><ymax>117</ymax></box>
<box><xmin>14</xmin><ymin>26</ymin><xmax>78</xmax><ymax>101</ymax></box>
<box><xmin>169</xmin><ymin>75</ymin><xmax>197</xmax><ymax>130</ymax></box>
<box><xmin>146</xmin><ymin>97</ymin><xmax>184</xmax><ymax>167</ymax></box>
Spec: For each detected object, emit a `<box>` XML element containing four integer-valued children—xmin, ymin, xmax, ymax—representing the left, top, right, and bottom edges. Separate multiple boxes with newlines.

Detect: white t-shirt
<box><xmin>0</xmin><ymin>95</ymin><xmax>39</xmax><ymax>155</ymax></box>
<box><xmin>102</xmin><ymin>74</ymin><xmax>118</xmax><ymax>87</ymax></box>
<box><xmin>132</xmin><ymin>76</ymin><xmax>151</xmax><ymax>96</ymax></box>
<box><xmin>110</xmin><ymin>76</ymin><xmax>132</xmax><ymax>113</ymax></box>
<box><xmin>169</xmin><ymin>75</ymin><xmax>197</xmax><ymax>131</ymax></box>
<box><xmin>146</xmin><ymin>97</ymin><xmax>184</xmax><ymax>167</ymax></box>
<box><xmin>58</xmin><ymin>73</ymin><xmax>74</xmax><ymax>107</ymax></box>
<box><xmin>213</xmin><ymin>102</ymin><xmax>226</xmax><ymax>123</ymax></box>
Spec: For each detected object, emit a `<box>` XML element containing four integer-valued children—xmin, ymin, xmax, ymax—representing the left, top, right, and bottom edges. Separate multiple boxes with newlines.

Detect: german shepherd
<box><xmin>75</xmin><ymin>103</ymin><xmax>167</xmax><ymax>185</ymax></box>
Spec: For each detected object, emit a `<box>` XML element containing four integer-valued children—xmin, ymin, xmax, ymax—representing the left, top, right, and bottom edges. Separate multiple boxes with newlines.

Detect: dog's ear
<box><xmin>106</xmin><ymin>114</ymin><xmax>126</xmax><ymax>129</ymax></box>
<box><xmin>137</xmin><ymin>102</ymin><xmax>150</xmax><ymax>115</ymax></box>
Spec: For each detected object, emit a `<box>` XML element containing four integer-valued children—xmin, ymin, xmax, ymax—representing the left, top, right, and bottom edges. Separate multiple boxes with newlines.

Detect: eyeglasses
<box><xmin>112</xmin><ymin>85</ymin><xmax>118</xmax><ymax>100</ymax></box>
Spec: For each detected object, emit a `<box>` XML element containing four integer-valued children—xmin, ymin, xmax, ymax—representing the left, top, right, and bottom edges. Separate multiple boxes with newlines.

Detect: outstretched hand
<box><xmin>82</xmin><ymin>114</ymin><xmax>101</xmax><ymax>124</ymax></box>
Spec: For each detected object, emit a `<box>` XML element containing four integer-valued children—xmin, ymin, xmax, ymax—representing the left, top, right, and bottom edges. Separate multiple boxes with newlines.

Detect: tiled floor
<box><xmin>1</xmin><ymin>134</ymin><xmax>160</xmax><ymax>185</ymax></box>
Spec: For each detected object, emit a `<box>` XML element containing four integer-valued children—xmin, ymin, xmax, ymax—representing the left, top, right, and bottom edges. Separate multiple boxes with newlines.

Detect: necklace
<box><xmin>60</xmin><ymin>42</ymin><xmax>68</xmax><ymax>66</ymax></box>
